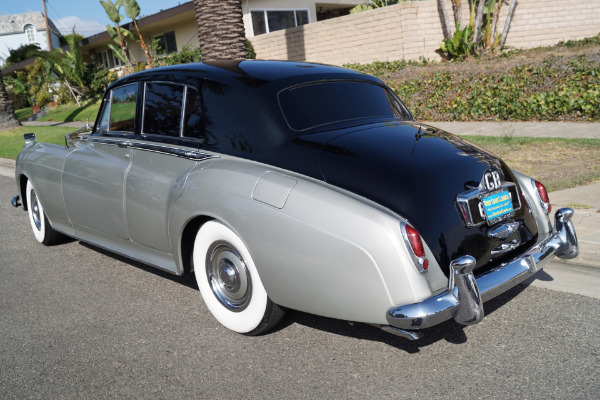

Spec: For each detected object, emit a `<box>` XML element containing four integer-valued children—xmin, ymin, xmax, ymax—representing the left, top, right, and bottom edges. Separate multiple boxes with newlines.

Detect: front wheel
<box><xmin>26</xmin><ymin>180</ymin><xmax>63</xmax><ymax>246</ymax></box>
<box><xmin>193</xmin><ymin>220</ymin><xmax>285</xmax><ymax>335</ymax></box>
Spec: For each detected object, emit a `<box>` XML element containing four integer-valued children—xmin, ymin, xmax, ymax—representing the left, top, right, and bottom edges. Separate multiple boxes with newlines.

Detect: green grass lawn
<box><xmin>38</xmin><ymin>100</ymin><xmax>101</xmax><ymax>123</ymax></box>
<box><xmin>0</xmin><ymin>126</ymin><xmax>74</xmax><ymax>159</ymax></box>
<box><xmin>462</xmin><ymin>135</ymin><xmax>600</xmax><ymax>191</ymax></box>
<box><xmin>14</xmin><ymin>108</ymin><xmax>33</xmax><ymax>121</ymax></box>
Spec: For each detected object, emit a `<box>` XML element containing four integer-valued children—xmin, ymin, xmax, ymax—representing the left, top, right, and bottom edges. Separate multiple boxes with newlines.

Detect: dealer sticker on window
<box><xmin>482</xmin><ymin>190</ymin><xmax>513</xmax><ymax>221</ymax></box>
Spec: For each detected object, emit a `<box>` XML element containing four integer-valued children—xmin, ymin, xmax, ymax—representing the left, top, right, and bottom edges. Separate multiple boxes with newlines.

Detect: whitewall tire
<box><xmin>26</xmin><ymin>180</ymin><xmax>62</xmax><ymax>246</ymax></box>
<box><xmin>193</xmin><ymin>220</ymin><xmax>285</xmax><ymax>335</ymax></box>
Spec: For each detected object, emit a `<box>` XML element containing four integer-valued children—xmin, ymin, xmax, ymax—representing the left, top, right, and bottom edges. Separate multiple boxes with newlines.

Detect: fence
<box><xmin>250</xmin><ymin>0</ymin><xmax>600</xmax><ymax>65</ymax></box>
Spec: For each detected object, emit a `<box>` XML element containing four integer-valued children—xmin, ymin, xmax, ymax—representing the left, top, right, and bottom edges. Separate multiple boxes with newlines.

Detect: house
<box><xmin>77</xmin><ymin>0</ymin><xmax>364</xmax><ymax>69</ymax></box>
<box><xmin>0</xmin><ymin>12</ymin><xmax>62</xmax><ymax>66</ymax></box>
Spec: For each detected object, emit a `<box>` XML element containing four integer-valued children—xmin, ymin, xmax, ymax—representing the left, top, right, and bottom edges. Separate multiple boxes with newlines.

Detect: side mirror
<box><xmin>23</xmin><ymin>133</ymin><xmax>36</xmax><ymax>147</ymax></box>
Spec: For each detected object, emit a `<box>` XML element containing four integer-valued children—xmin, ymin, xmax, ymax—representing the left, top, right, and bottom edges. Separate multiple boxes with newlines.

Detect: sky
<box><xmin>1</xmin><ymin>0</ymin><xmax>188</xmax><ymax>37</ymax></box>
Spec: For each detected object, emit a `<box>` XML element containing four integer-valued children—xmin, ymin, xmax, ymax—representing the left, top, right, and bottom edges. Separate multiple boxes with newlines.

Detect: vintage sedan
<box><xmin>12</xmin><ymin>60</ymin><xmax>578</xmax><ymax>340</ymax></box>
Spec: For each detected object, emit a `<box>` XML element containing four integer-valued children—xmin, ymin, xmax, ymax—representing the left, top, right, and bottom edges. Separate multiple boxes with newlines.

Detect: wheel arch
<box><xmin>179</xmin><ymin>215</ymin><xmax>214</xmax><ymax>275</ymax></box>
<box><xmin>19</xmin><ymin>174</ymin><xmax>29</xmax><ymax>211</ymax></box>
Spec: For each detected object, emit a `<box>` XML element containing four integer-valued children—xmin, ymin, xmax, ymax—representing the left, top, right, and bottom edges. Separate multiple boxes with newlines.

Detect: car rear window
<box><xmin>278</xmin><ymin>81</ymin><xmax>407</xmax><ymax>131</ymax></box>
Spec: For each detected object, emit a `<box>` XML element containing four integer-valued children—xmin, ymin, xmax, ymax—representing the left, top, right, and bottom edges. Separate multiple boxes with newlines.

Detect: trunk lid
<box><xmin>310</xmin><ymin>121</ymin><xmax>538</xmax><ymax>276</ymax></box>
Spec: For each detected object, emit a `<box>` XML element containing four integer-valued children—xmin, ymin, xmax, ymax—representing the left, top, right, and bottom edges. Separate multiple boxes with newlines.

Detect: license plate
<box><xmin>482</xmin><ymin>190</ymin><xmax>513</xmax><ymax>221</ymax></box>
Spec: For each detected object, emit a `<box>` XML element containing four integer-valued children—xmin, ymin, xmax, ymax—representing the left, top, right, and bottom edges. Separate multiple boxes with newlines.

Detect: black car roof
<box><xmin>107</xmin><ymin>60</ymin><xmax>381</xmax><ymax>91</ymax></box>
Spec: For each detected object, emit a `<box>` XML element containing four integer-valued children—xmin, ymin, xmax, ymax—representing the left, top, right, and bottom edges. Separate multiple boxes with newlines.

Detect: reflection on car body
<box><xmin>12</xmin><ymin>60</ymin><xmax>578</xmax><ymax>340</ymax></box>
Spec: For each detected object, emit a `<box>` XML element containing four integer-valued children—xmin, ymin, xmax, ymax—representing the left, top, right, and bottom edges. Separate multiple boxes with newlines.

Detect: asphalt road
<box><xmin>1</xmin><ymin>174</ymin><xmax>599</xmax><ymax>399</ymax></box>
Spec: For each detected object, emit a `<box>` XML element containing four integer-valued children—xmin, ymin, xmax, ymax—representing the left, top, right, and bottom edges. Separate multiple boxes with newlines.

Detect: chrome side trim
<box><xmin>89</xmin><ymin>137</ymin><xmax>219</xmax><ymax>161</ymax></box>
<box><xmin>129</xmin><ymin>142</ymin><xmax>218</xmax><ymax>161</ymax></box>
<box><xmin>385</xmin><ymin>207</ymin><xmax>578</xmax><ymax>332</ymax></box>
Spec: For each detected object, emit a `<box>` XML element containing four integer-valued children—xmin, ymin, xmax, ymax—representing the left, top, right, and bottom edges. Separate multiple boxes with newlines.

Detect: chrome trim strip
<box><xmin>130</xmin><ymin>142</ymin><xmax>218</xmax><ymax>161</ymax></box>
<box><xmin>90</xmin><ymin>137</ymin><xmax>219</xmax><ymax>161</ymax></box>
<box><xmin>90</xmin><ymin>137</ymin><xmax>132</xmax><ymax>146</ymax></box>
<box><xmin>385</xmin><ymin>207</ymin><xmax>578</xmax><ymax>331</ymax></box>
<box><xmin>180</xmin><ymin>85</ymin><xmax>188</xmax><ymax>137</ymax></box>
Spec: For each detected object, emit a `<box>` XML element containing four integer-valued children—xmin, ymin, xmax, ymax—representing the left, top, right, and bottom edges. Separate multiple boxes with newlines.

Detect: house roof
<box><xmin>0</xmin><ymin>12</ymin><xmax>60</xmax><ymax>36</ymax></box>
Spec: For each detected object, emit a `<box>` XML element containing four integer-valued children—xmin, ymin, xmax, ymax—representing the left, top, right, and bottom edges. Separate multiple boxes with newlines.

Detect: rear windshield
<box><xmin>278</xmin><ymin>81</ymin><xmax>409</xmax><ymax>131</ymax></box>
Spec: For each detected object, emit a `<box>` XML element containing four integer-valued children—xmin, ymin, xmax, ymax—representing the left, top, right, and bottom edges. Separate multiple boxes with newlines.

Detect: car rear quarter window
<box><xmin>109</xmin><ymin>84</ymin><xmax>137</xmax><ymax>132</ymax></box>
<box><xmin>183</xmin><ymin>87</ymin><xmax>206</xmax><ymax>140</ymax></box>
<box><xmin>279</xmin><ymin>81</ymin><xmax>408</xmax><ymax>131</ymax></box>
<box><xmin>142</xmin><ymin>82</ymin><xmax>185</xmax><ymax>137</ymax></box>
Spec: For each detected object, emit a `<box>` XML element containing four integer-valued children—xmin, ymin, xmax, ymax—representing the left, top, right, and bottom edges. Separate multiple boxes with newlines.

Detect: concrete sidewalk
<box><xmin>427</xmin><ymin>121</ymin><xmax>600</xmax><ymax>139</ymax></box>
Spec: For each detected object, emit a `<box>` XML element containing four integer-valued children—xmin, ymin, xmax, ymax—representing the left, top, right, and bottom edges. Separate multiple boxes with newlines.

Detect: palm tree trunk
<box><xmin>194</xmin><ymin>0</ymin><xmax>247</xmax><ymax>61</ymax></box>
<box><xmin>0</xmin><ymin>73</ymin><xmax>21</xmax><ymax>130</ymax></box>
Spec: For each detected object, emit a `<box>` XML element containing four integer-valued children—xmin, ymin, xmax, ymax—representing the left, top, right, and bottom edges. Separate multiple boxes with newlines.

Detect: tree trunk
<box><xmin>451</xmin><ymin>0</ymin><xmax>461</xmax><ymax>27</ymax></box>
<box><xmin>472</xmin><ymin>0</ymin><xmax>486</xmax><ymax>45</ymax></box>
<box><xmin>0</xmin><ymin>73</ymin><xmax>21</xmax><ymax>130</ymax></box>
<box><xmin>437</xmin><ymin>0</ymin><xmax>452</xmax><ymax>39</ymax></box>
<box><xmin>489</xmin><ymin>0</ymin><xmax>504</xmax><ymax>49</ymax></box>
<box><xmin>194</xmin><ymin>0</ymin><xmax>247</xmax><ymax>61</ymax></box>
<box><xmin>500</xmin><ymin>0</ymin><xmax>518</xmax><ymax>48</ymax></box>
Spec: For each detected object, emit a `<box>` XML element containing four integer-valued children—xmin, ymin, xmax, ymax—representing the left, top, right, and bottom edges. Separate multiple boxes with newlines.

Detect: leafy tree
<box><xmin>193</xmin><ymin>0</ymin><xmax>247</xmax><ymax>61</ymax></box>
<box><xmin>5</xmin><ymin>44</ymin><xmax>41</xmax><ymax>66</ymax></box>
<box><xmin>439</xmin><ymin>0</ymin><xmax>518</xmax><ymax>59</ymax></box>
<box><xmin>100</xmin><ymin>0</ymin><xmax>136</xmax><ymax>72</ymax></box>
<box><xmin>0</xmin><ymin>72</ymin><xmax>21</xmax><ymax>129</ymax></box>
<box><xmin>59</xmin><ymin>32</ymin><xmax>84</xmax><ymax>47</ymax></box>
<box><xmin>122</xmin><ymin>0</ymin><xmax>154</xmax><ymax>68</ymax></box>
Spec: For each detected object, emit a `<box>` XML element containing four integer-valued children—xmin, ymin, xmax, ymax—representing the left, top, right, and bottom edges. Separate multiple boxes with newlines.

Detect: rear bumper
<box><xmin>385</xmin><ymin>208</ymin><xmax>578</xmax><ymax>335</ymax></box>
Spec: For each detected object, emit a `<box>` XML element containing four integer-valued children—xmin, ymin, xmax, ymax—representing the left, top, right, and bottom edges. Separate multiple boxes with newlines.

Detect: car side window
<box><xmin>110</xmin><ymin>84</ymin><xmax>137</xmax><ymax>132</ymax></box>
<box><xmin>96</xmin><ymin>95</ymin><xmax>111</xmax><ymax>132</ymax></box>
<box><xmin>142</xmin><ymin>82</ymin><xmax>184</xmax><ymax>137</ymax></box>
<box><xmin>183</xmin><ymin>87</ymin><xmax>205</xmax><ymax>140</ymax></box>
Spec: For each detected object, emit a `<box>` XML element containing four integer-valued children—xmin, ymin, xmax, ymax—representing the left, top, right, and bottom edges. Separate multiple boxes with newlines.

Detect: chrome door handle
<box><xmin>118</xmin><ymin>140</ymin><xmax>132</xmax><ymax>148</ymax></box>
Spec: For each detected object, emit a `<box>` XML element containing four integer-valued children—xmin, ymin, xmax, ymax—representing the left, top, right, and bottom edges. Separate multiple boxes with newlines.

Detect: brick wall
<box><xmin>250</xmin><ymin>0</ymin><xmax>600</xmax><ymax>65</ymax></box>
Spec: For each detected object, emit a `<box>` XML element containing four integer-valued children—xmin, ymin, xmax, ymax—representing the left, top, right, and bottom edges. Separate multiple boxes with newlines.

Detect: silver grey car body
<box><xmin>12</xmin><ymin>61</ymin><xmax>579</xmax><ymax>340</ymax></box>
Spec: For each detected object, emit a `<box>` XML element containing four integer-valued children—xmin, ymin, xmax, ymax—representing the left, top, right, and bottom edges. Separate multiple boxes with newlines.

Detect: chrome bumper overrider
<box><xmin>384</xmin><ymin>208</ymin><xmax>578</xmax><ymax>340</ymax></box>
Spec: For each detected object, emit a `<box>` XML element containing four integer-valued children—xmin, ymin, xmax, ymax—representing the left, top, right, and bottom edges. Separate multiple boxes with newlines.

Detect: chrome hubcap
<box><xmin>206</xmin><ymin>241</ymin><xmax>251</xmax><ymax>312</ymax></box>
<box><xmin>31</xmin><ymin>189</ymin><xmax>41</xmax><ymax>230</ymax></box>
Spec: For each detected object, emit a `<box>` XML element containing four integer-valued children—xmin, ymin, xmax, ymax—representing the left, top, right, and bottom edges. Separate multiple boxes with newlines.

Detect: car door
<box><xmin>62</xmin><ymin>83</ymin><xmax>138</xmax><ymax>240</ymax></box>
<box><xmin>124</xmin><ymin>81</ymin><xmax>209</xmax><ymax>253</ymax></box>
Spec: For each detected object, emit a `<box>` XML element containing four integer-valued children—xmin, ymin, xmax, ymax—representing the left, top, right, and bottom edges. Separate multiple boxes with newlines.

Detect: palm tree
<box><xmin>193</xmin><ymin>0</ymin><xmax>247</xmax><ymax>61</ymax></box>
<box><xmin>0</xmin><ymin>73</ymin><xmax>21</xmax><ymax>130</ymax></box>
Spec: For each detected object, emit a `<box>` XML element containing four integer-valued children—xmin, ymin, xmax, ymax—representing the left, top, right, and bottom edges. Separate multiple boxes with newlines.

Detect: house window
<box><xmin>25</xmin><ymin>24</ymin><xmax>36</xmax><ymax>43</ymax></box>
<box><xmin>154</xmin><ymin>31</ymin><xmax>177</xmax><ymax>55</ymax></box>
<box><xmin>98</xmin><ymin>49</ymin><xmax>123</xmax><ymax>69</ymax></box>
<box><xmin>250</xmin><ymin>10</ymin><xmax>310</xmax><ymax>35</ymax></box>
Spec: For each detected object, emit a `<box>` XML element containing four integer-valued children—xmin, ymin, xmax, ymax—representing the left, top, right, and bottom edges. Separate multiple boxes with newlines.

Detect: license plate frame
<box><xmin>481</xmin><ymin>189</ymin><xmax>514</xmax><ymax>224</ymax></box>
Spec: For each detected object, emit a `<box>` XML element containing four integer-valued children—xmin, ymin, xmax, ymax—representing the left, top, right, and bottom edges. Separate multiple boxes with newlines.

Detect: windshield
<box><xmin>278</xmin><ymin>81</ymin><xmax>411</xmax><ymax>131</ymax></box>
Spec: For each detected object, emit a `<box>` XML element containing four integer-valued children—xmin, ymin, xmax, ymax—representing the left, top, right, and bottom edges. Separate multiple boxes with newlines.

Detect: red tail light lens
<box><xmin>402</xmin><ymin>223</ymin><xmax>429</xmax><ymax>273</ymax></box>
<box><xmin>534</xmin><ymin>179</ymin><xmax>551</xmax><ymax>213</ymax></box>
<box><xmin>405</xmin><ymin>224</ymin><xmax>425</xmax><ymax>258</ymax></box>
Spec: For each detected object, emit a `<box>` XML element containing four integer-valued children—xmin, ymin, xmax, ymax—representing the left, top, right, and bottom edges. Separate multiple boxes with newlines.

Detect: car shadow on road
<box><xmin>79</xmin><ymin>241</ymin><xmax>199</xmax><ymax>290</ymax></box>
<box><xmin>78</xmin><ymin>240</ymin><xmax>531</xmax><ymax>352</ymax></box>
<box><xmin>281</xmin><ymin>283</ymin><xmax>530</xmax><ymax>353</ymax></box>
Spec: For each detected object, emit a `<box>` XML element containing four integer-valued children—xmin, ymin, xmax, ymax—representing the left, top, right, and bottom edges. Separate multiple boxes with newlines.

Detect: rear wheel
<box><xmin>193</xmin><ymin>220</ymin><xmax>285</xmax><ymax>335</ymax></box>
<box><xmin>26</xmin><ymin>180</ymin><xmax>63</xmax><ymax>246</ymax></box>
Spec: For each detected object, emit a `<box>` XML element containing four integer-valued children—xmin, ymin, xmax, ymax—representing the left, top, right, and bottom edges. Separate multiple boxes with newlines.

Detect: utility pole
<box><xmin>42</xmin><ymin>0</ymin><xmax>52</xmax><ymax>51</ymax></box>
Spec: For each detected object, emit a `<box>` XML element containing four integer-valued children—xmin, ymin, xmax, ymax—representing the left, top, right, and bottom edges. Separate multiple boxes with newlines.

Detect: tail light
<box><xmin>401</xmin><ymin>222</ymin><xmax>429</xmax><ymax>273</ymax></box>
<box><xmin>532</xmin><ymin>179</ymin><xmax>551</xmax><ymax>214</ymax></box>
